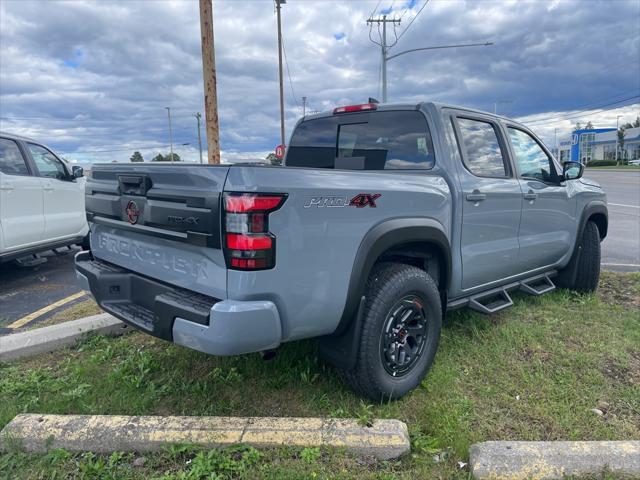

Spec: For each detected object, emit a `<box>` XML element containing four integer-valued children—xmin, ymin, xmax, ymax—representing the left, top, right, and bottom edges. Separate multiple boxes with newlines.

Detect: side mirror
<box><xmin>72</xmin><ymin>166</ymin><xmax>84</xmax><ymax>178</ymax></box>
<box><xmin>562</xmin><ymin>161</ymin><xmax>583</xmax><ymax>181</ymax></box>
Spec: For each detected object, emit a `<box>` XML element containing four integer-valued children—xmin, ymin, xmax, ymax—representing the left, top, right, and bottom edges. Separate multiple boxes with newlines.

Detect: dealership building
<box><xmin>553</xmin><ymin>127</ymin><xmax>640</xmax><ymax>164</ymax></box>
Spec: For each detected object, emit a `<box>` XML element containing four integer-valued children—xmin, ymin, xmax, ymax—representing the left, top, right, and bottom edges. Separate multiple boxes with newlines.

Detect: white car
<box><xmin>0</xmin><ymin>132</ymin><xmax>89</xmax><ymax>262</ymax></box>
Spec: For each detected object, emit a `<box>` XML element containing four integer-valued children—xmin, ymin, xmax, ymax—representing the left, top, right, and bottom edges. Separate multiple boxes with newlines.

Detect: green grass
<box><xmin>1</xmin><ymin>272</ymin><xmax>639</xmax><ymax>479</ymax></box>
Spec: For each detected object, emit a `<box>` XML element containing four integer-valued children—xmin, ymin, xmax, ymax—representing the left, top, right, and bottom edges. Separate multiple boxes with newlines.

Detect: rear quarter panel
<box><xmin>224</xmin><ymin>166</ymin><xmax>451</xmax><ymax>341</ymax></box>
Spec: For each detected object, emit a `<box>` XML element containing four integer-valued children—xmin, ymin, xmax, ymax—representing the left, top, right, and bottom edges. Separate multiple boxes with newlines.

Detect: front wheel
<box><xmin>557</xmin><ymin>221</ymin><xmax>601</xmax><ymax>293</ymax></box>
<box><xmin>338</xmin><ymin>262</ymin><xmax>442</xmax><ymax>401</ymax></box>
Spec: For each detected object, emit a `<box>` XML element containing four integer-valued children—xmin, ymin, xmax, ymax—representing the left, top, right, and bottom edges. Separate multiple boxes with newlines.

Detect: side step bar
<box><xmin>449</xmin><ymin>271</ymin><xmax>557</xmax><ymax>315</ymax></box>
<box><xmin>520</xmin><ymin>273</ymin><xmax>556</xmax><ymax>296</ymax></box>
<box><xmin>469</xmin><ymin>287</ymin><xmax>514</xmax><ymax>314</ymax></box>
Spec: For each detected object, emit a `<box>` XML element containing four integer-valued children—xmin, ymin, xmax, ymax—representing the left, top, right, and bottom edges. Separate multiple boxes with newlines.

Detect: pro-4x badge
<box><xmin>303</xmin><ymin>193</ymin><xmax>381</xmax><ymax>208</ymax></box>
<box><xmin>349</xmin><ymin>193</ymin><xmax>381</xmax><ymax>208</ymax></box>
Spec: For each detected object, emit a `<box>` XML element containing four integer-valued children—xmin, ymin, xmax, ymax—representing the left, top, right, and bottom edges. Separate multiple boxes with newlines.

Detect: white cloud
<box><xmin>0</xmin><ymin>0</ymin><xmax>638</xmax><ymax>163</ymax></box>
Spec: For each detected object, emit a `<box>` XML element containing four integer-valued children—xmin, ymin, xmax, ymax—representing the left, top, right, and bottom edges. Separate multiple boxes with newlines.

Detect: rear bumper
<box><xmin>75</xmin><ymin>251</ymin><xmax>282</xmax><ymax>355</ymax></box>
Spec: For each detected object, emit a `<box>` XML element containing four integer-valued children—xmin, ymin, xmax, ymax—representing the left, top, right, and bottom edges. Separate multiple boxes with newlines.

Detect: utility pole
<box><xmin>195</xmin><ymin>112</ymin><xmax>203</xmax><ymax>164</ymax></box>
<box><xmin>199</xmin><ymin>0</ymin><xmax>221</xmax><ymax>164</ymax></box>
<box><xmin>367</xmin><ymin>15</ymin><xmax>401</xmax><ymax>103</ymax></box>
<box><xmin>165</xmin><ymin>107</ymin><xmax>174</xmax><ymax>163</ymax></box>
<box><xmin>554</xmin><ymin>127</ymin><xmax>558</xmax><ymax>156</ymax></box>
<box><xmin>302</xmin><ymin>96</ymin><xmax>307</xmax><ymax>117</ymax></box>
<box><xmin>276</xmin><ymin>0</ymin><xmax>286</xmax><ymax>148</ymax></box>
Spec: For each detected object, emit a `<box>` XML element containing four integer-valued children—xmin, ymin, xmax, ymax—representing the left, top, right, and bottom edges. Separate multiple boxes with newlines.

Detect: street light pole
<box><xmin>195</xmin><ymin>112</ymin><xmax>203</xmax><ymax>164</ymax></box>
<box><xmin>380</xmin><ymin>41</ymin><xmax>493</xmax><ymax>102</ymax></box>
<box><xmin>165</xmin><ymin>107</ymin><xmax>174</xmax><ymax>163</ymax></box>
<box><xmin>616</xmin><ymin>115</ymin><xmax>622</xmax><ymax>165</ymax></box>
<box><xmin>276</xmin><ymin>0</ymin><xmax>286</xmax><ymax>148</ymax></box>
<box><xmin>302</xmin><ymin>96</ymin><xmax>307</xmax><ymax>117</ymax></box>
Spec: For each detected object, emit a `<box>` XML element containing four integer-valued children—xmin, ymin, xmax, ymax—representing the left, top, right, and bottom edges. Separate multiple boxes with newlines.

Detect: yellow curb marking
<box><xmin>6</xmin><ymin>292</ymin><xmax>86</xmax><ymax>330</ymax></box>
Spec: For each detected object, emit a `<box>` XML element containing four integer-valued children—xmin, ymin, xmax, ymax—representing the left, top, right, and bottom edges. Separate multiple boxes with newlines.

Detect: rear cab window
<box><xmin>286</xmin><ymin>110</ymin><xmax>435</xmax><ymax>170</ymax></box>
<box><xmin>0</xmin><ymin>138</ymin><xmax>30</xmax><ymax>176</ymax></box>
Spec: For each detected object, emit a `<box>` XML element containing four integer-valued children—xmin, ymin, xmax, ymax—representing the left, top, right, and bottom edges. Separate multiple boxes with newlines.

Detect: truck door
<box><xmin>451</xmin><ymin>115</ymin><xmax>523</xmax><ymax>290</ymax></box>
<box><xmin>26</xmin><ymin>142</ymin><xmax>86</xmax><ymax>241</ymax></box>
<box><xmin>0</xmin><ymin>137</ymin><xmax>45</xmax><ymax>251</ymax></box>
<box><xmin>504</xmin><ymin>126</ymin><xmax>577</xmax><ymax>270</ymax></box>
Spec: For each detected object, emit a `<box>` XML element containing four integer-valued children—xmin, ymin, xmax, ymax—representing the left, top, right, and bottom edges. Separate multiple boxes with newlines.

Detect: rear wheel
<box><xmin>338</xmin><ymin>262</ymin><xmax>442</xmax><ymax>401</ymax></box>
<box><xmin>558</xmin><ymin>220</ymin><xmax>601</xmax><ymax>293</ymax></box>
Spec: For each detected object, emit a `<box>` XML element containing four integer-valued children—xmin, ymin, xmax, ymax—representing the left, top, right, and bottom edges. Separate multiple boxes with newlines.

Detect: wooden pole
<box><xmin>199</xmin><ymin>0</ymin><xmax>221</xmax><ymax>164</ymax></box>
<box><xmin>276</xmin><ymin>0</ymin><xmax>285</xmax><ymax>148</ymax></box>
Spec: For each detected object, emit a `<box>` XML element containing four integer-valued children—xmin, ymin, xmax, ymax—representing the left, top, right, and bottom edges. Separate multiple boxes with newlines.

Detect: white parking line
<box><xmin>602</xmin><ymin>263</ymin><xmax>640</xmax><ymax>268</ymax></box>
<box><xmin>609</xmin><ymin>203</ymin><xmax>640</xmax><ymax>209</ymax></box>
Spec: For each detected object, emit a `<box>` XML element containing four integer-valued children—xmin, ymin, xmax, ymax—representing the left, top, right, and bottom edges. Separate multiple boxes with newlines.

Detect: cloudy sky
<box><xmin>0</xmin><ymin>0</ymin><xmax>639</xmax><ymax>163</ymax></box>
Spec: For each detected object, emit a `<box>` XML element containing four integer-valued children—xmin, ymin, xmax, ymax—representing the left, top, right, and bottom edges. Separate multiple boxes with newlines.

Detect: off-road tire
<box><xmin>571</xmin><ymin>221</ymin><xmax>601</xmax><ymax>292</ymax></box>
<box><xmin>557</xmin><ymin>220</ymin><xmax>601</xmax><ymax>293</ymax></box>
<box><xmin>338</xmin><ymin>262</ymin><xmax>442</xmax><ymax>401</ymax></box>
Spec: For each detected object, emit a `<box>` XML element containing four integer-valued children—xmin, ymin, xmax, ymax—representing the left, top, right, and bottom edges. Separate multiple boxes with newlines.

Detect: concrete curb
<box><xmin>0</xmin><ymin>313</ymin><xmax>129</xmax><ymax>362</ymax></box>
<box><xmin>0</xmin><ymin>414</ymin><xmax>410</xmax><ymax>460</ymax></box>
<box><xmin>470</xmin><ymin>440</ymin><xmax>640</xmax><ymax>479</ymax></box>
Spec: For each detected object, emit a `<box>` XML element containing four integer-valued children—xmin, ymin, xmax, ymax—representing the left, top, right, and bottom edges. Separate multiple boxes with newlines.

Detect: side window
<box><xmin>456</xmin><ymin>118</ymin><xmax>508</xmax><ymax>177</ymax></box>
<box><xmin>507</xmin><ymin>128</ymin><xmax>558</xmax><ymax>183</ymax></box>
<box><xmin>0</xmin><ymin>138</ymin><xmax>29</xmax><ymax>176</ymax></box>
<box><xmin>27</xmin><ymin>143</ymin><xmax>68</xmax><ymax>180</ymax></box>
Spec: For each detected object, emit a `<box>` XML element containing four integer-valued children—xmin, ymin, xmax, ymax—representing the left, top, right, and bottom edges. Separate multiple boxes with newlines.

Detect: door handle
<box><xmin>523</xmin><ymin>190</ymin><xmax>538</xmax><ymax>201</ymax></box>
<box><xmin>466</xmin><ymin>192</ymin><xmax>486</xmax><ymax>202</ymax></box>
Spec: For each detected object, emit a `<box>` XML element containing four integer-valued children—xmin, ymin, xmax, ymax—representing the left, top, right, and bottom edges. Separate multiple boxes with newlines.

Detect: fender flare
<box><xmin>318</xmin><ymin>217</ymin><xmax>451</xmax><ymax>370</ymax></box>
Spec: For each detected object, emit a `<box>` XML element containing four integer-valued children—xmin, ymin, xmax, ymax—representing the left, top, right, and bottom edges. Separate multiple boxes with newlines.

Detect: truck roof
<box><xmin>301</xmin><ymin>101</ymin><xmax>529</xmax><ymax>129</ymax></box>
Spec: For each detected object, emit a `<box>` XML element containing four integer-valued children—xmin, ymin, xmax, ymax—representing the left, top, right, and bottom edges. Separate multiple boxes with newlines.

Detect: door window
<box><xmin>456</xmin><ymin>118</ymin><xmax>509</xmax><ymax>177</ymax></box>
<box><xmin>507</xmin><ymin>128</ymin><xmax>558</xmax><ymax>183</ymax></box>
<box><xmin>0</xmin><ymin>138</ymin><xmax>29</xmax><ymax>175</ymax></box>
<box><xmin>27</xmin><ymin>143</ymin><xmax>68</xmax><ymax>180</ymax></box>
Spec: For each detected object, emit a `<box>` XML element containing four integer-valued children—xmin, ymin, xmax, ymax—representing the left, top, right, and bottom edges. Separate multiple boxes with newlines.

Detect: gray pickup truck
<box><xmin>75</xmin><ymin>101</ymin><xmax>607</xmax><ymax>400</ymax></box>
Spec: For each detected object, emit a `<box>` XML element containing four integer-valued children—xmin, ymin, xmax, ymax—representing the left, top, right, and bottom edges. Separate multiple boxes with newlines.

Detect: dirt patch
<box><xmin>598</xmin><ymin>272</ymin><xmax>640</xmax><ymax>310</ymax></box>
<box><xmin>602</xmin><ymin>353</ymin><xmax>640</xmax><ymax>386</ymax></box>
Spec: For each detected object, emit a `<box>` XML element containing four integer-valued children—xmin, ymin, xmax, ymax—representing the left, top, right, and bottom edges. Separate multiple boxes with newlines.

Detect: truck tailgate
<box><xmin>85</xmin><ymin>164</ymin><xmax>229</xmax><ymax>299</ymax></box>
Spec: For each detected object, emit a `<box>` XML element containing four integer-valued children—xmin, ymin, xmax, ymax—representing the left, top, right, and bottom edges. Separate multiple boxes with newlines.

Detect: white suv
<box><xmin>0</xmin><ymin>132</ymin><xmax>89</xmax><ymax>262</ymax></box>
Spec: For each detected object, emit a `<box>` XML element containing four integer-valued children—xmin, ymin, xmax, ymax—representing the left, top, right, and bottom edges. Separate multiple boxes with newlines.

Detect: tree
<box><xmin>617</xmin><ymin>127</ymin><xmax>626</xmax><ymax>165</ymax></box>
<box><xmin>266</xmin><ymin>152</ymin><xmax>282</xmax><ymax>166</ymax></box>
<box><xmin>633</xmin><ymin>116</ymin><xmax>640</xmax><ymax>128</ymax></box>
<box><xmin>585</xmin><ymin>121</ymin><xmax>594</xmax><ymax>130</ymax></box>
<box><xmin>574</xmin><ymin>122</ymin><xmax>582</xmax><ymax>131</ymax></box>
<box><xmin>151</xmin><ymin>153</ymin><xmax>181</xmax><ymax>162</ymax></box>
<box><xmin>130</xmin><ymin>151</ymin><xmax>144</xmax><ymax>162</ymax></box>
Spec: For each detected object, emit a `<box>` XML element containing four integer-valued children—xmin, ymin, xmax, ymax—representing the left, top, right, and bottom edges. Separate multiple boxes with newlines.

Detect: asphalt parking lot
<box><xmin>585</xmin><ymin>169</ymin><xmax>640</xmax><ymax>271</ymax></box>
<box><xmin>0</xmin><ymin>168</ymin><xmax>638</xmax><ymax>331</ymax></box>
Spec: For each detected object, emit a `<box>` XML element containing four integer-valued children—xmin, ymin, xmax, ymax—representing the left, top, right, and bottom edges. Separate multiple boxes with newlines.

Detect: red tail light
<box><xmin>223</xmin><ymin>193</ymin><xmax>286</xmax><ymax>271</ymax></box>
<box><xmin>333</xmin><ymin>103</ymin><xmax>377</xmax><ymax>114</ymax></box>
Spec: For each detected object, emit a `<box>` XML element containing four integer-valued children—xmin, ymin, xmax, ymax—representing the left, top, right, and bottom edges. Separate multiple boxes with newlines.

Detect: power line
<box><xmin>522</xmin><ymin>90</ymin><xmax>640</xmax><ymax>124</ymax></box>
<box><xmin>395</xmin><ymin>0</ymin><xmax>430</xmax><ymax>43</ymax></box>
<box><xmin>60</xmin><ymin>142</ymin><xmax>191</xmax><ymax>154</ymax></box>
<box><xmin>368</xmin><ymin>0</ymin><xmax>382</xmax><ymax>18</ymax></box>
<box><xmin>523</xmin><ymin>95</ymin><xmax>640</xmax><ymax>126</ymax></box>
<box><xmin>281</xmin><ymin>35</ymin><xmax>300</xmax><ymax>110</ymax></box>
